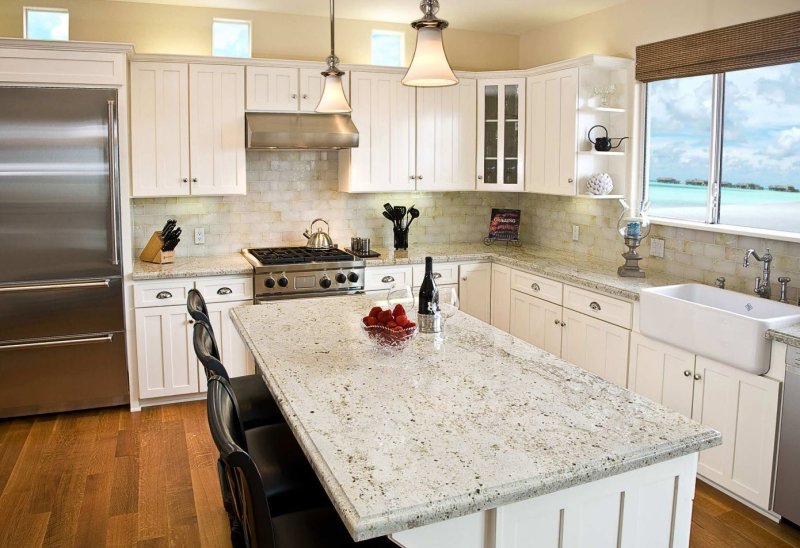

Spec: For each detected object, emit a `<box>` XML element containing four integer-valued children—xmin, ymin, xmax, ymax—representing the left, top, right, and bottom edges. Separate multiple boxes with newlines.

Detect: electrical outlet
<box><xmin>572</xmin><ymin>225</ymin><xmax>580</xmax><ymax>241</ymax></box>
<box><xmin>194</xmin><ymin>227</ymin><xmax>205</xmax><ymax>245</ymax></box>
<box><xmin>650</xmin><ymin>238</ymin><xmax>665</xmax><ymax>258</ymax></box>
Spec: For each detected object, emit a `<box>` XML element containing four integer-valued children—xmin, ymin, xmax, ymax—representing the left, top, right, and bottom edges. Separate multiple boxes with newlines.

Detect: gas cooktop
<box><xmin>246</xmin><ymin>246</ymin><xmax>355</xmax><ymax>266</ymax></box>
<box><xmin>242</xmin><ymin>247</ymin><xmax>366</xmax><ymax>302</ymax></box>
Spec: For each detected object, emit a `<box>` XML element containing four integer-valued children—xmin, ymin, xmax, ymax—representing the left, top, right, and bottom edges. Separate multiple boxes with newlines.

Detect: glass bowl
<box><xmin>362</xmin><ymin>323</ymin><xmax>418</xmax><ymax>349</ymax></box>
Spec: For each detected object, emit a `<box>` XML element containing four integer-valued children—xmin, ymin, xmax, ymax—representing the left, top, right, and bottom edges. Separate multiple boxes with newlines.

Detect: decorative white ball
<box><xmin>587</xmin><ymin>172</ymin><xmax>613</xmax><ymax>195</ymax></box>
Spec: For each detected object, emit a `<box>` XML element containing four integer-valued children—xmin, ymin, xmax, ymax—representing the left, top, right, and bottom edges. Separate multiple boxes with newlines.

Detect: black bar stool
<box><xmin>207</xmin><ymin>376</ymin><xmax>395</xmax><ymax>548</ymax></box>
<box><xmin>189</xmin><ymin>289</ymin><xmax>284</xmax><ymax>429</ymax></box>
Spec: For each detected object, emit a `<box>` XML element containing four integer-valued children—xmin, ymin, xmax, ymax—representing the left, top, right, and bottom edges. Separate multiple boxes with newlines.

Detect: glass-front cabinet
<box><xmin>477</xmin><ymin>78</ymin><xmax>526</xmax><ymax>191</ymax></box>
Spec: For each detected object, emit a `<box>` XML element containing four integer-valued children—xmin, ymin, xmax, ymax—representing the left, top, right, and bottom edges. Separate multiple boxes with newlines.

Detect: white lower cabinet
<box><xmin>691</xmin><ymin>356</ymin><xmax>780</xmax><ymax>510</ymax></box>
<box><xmin>510</xmin><ymin>290</ymin><xmax>562</xmax><ymax>357</ymax></box>
<box><xmin>561</xmin><ymin>308</ymin><xmax>629</xmax><ymax>387</ymax></box>
<box><xmin>627</xmin><ymin>333</ymin><xmax>781</xmax><ymax>511</ymax></box>
<box><xmin>135</xmin><ymin>304</ymin><xmax>198</xmax><ymax>399</ymax></box>
<box><xmin>628</xmin><ymin>332</ymin><xmax>695</xmax><ymax>418</ymax></box>
<box><xmin>490</xmin><ymin>264</ymin><xmax>511</xmax><ymax>332</ymax></box>
<box><xmin>459</xmin><ymin>263</ymin><xmax>492</xmax><ymax>323</ymax></box>
<box><xmin>133</xmin><ymin>276</ymin><xmax>254</xmax><ymax>401</ymax></box>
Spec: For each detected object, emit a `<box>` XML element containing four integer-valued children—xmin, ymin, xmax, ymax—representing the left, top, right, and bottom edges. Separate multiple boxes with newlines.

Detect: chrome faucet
<box><xmin>743</xmin><ymin>248</ymin><xmax>773</xmax><ymax>299</ymax></box>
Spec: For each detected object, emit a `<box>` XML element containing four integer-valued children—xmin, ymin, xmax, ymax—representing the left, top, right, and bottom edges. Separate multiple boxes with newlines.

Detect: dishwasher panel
<box><xmin>774</xmin><ymin>346</ymin><xmax>800</xmax><ymax>525</ymax></box>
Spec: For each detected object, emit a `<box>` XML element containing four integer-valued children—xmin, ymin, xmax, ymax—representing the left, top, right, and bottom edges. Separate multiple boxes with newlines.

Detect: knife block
<box><xmin>139</xmin><ymin>231</ymin><xmax>175</xmax><ymax>264</ymax></box>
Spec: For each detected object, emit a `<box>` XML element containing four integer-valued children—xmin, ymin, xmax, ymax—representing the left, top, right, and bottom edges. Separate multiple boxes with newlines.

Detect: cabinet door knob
<box><xmin>192</xmin><ymin>177</ymin><xmax>198</xmax><ymax>183</ymax></box>
<box><xmin>381</xmin><ymin>275</ymin><xmax>395</xmax><ymax>283</ymax></box>
<box><xmin>554</xmin><ymin>319</ymin><xmax>560</xmax><ymax>325</ymax></box>
<box><xmin>182</xmin><ymin>178</ymin><xmax>188</xmax><ymax>183</ymax></box>
<box><xmin>568</xmin><ymin>178</ymin><xmax>574</xmax><ymax>183</ymax></box>
<box><xmin>188</xmin><ymin>319</ymin><xmax>195</xmax><ymax>325</ymax></box>
<box><xmin>589</xmin><ymin>301</ymin><xmax>601</xmax><ymax>311</ymax></box>
<box><xmin>531</xmin><ymin>283</ymin><xmax>540</xmax><ymax>292</ymax></box>
<box><xmin>684</xmin><ymin>370</ymin><xmax>692</xmax><ymax>377</ymax></box>
<box><xmin>418</xmin><ymin>175</ymin><xmax>423</xmax><ymax>180</ymax></box>
<box><xmin>560</xmin><ymin>321</ymin><xmax>566</xmax><ymax>327</ymax></box>
<box><xmin>461</xmin><ymin>277</ymin><xmax>467</xmax><ymax>282</ymax></box>
<box><xmin>432</xmin><ymin>272</ymin><xmax>442</xmax><ymax>280</ymax></box>
<box><xmin>409</xmin><ymin>175</ymin><xmax>415</xmax><ymax>180</ymax></box>
<box><xmin>156</xmin><ymin>291</ymin><xmax>172</xmax><ymax>299</ymax></box>
<box><xmin>217</xmin><ymin>287</ymin><xmax>233</xmax><ymax>295</ymax></box>
<box><xmin>302</xmin><ymin>94</ymin><xmax>308</xmax><ymax>99</ymax></box>
<box><xmin>477</xmin><ymin>175</ymin><xmax>483</xmax><ymax>180</ymax></box>
<box><xmin>694</xmin><ymin>373</ymin><xmax>702</xmax><ymax>381</ymax></box>
<box><xmin>291</xmin><ymin>93</ymin><xmax>297</xmax><ymax>99</ymax></box>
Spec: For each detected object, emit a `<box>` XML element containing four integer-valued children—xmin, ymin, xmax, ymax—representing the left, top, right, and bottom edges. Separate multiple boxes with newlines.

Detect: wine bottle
<box><xmin>418</xmin><ymin>256</ymin><xmax>439</xmax><ymax>315</ymax></box>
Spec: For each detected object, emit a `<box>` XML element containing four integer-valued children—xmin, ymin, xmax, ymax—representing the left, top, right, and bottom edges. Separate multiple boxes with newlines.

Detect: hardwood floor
<box><xmin>1</xmin><ymin>401</ymin><xmax>799</xmax><ymax>547</ymax></box>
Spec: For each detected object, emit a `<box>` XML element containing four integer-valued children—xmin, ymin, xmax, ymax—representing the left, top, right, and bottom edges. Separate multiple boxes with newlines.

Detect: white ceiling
<box><xmin>110</xmin><ymin>0</ymin><xmax>629</xmax><ymax>35</ymax></box>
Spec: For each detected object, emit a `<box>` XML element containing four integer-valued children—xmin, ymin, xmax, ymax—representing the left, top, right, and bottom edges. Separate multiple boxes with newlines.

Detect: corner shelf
<box><xmin>582</xmin><ymin>106</ymin><xmax>626</xmax><ymax>113</ymax></box>
<box><xmin>580</xmin><ymin>150</ymin><xmax>626</xmax><ymax>157</ymax></box>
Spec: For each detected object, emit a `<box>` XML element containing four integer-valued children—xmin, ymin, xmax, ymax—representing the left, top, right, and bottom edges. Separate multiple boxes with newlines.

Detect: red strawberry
<box><xmin>362</xmin><ymin>316</ymin><xmax>371</xmax><ymax>326</ymax></box>
<box><xmin>391</xmin><ymin>325</ymin><xmax>404</xmax><ymax>332</ymax></box>
<box><xmin>377</xmin><ymin>310</ymin><xmax>394</xmax><ymax>324</ymax></box>
<box><xmin>392</xmin><ymin>304</ymin><xmax>406</xmax><ymax>318</ymax></box>
<box><xmin>395</xmin><ymin>314</ymin><xmax>409</xmax><ymax>327</ymax></box>
<box><xmin>369</xmin><ymin>306</ymin><xmax>382</xmax><ymax>318</ymax></box>
<box><xmin>386</xmin><ymin>320</ymin><xmax>398</xmax><ymax>329</ymax></box>
<box><xmin>405</xmin><ymin>321</ymin><xmax>416</xmax><ymax>329</ymax></box>
<box><xmin>365</xmin><ymin>316</ymin><xmax>378</xmax><ymax>326</ymax></box>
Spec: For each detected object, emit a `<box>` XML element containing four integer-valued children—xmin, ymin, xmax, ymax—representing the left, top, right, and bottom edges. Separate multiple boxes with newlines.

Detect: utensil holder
<box><xmin>393</xmin><ymin>227</ymin><xmax>409</xmax><ymax>250</ymax></box>
<box><xmin>139</xmin><ymin>231</ymin><xmax>175</xmax><ymax>264</ymax></box>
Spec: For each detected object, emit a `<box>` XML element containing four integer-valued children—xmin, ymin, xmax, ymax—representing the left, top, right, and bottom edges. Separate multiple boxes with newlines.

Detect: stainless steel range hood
<box><xmin>245</xmin><ymin>112</ymin><xmax>359</xmax><ymax>149</ymax></box>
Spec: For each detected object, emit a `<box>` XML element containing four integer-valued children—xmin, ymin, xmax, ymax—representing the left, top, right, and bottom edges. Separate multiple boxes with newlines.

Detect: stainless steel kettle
<box><xmin>303</xmin><ymin>218</ymin><xmax>334</xmax><ymax>249</ymax></box>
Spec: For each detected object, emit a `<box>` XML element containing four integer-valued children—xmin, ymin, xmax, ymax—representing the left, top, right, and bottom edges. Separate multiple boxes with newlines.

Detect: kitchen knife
<box><xmin>160</xmin><ymin>218</ymin><xmax>176</xmax><ymax>234</ymax></box>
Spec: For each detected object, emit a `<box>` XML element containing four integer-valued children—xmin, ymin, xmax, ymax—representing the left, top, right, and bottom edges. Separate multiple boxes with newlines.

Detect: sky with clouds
<box><xmin>647</xmin><ymin>63</ymin><xmax>800</xmax><ymax>186</ymax></box>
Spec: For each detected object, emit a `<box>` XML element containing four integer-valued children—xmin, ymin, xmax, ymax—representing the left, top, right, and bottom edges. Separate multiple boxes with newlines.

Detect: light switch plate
<box><xmin>194</xmin><ymin>227</ymin><xmax>205</xmax><ymax>245</ymax></box>
<box><xmin>650</xmin><ymin>238</ymin><xmax>665</xmax><ymax>258</ymax></box>
<box><xmin>572</xmin><ymin>225</ymin><xmax>580</xmax><ymax>241</ymax></box>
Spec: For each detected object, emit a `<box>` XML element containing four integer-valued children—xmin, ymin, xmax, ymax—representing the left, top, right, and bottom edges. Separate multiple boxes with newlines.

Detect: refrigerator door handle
<box><xmin>0</xmin><ymin>279</ymin><xmax>111</xmax><ymax>293</ymax></box>
<box><xmin>107</xmin><ymin>99</ymin><xmax>120</xmax><ymax>267</ymax></box>
<box><xmin>0</xmin><ymin>333</ymin><xmax>114</xmax><ymax>350</ymax></box>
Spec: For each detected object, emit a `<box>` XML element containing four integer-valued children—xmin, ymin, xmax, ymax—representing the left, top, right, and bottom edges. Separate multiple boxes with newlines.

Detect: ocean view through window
<box><xmin>644</xmin><ymin>63</ymin><xmax>800</xmax><ymax>234</ymax></box>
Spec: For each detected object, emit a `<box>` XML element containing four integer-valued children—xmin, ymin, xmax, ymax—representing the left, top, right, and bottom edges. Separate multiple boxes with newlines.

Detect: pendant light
<box><xmin>316</xmin><ymin>0</ymin><xmax>351</xmax><ymax>113</ymax></box>
<box><xmin>402</xmin><ymin>0</ymin><xmax>458</xmax><ymax>87</ymax></box>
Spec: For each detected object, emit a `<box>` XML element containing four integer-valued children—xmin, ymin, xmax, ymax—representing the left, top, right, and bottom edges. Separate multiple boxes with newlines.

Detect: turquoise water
<box><xmin>649</xmin><ymin>182</ymin><xmax>800</xmax><ymax>207</ymax></box>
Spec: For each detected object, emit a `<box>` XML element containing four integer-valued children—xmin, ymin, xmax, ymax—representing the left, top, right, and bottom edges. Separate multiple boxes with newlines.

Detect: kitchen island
<box><xmin>230</xmin><ymin>296</ymin><xmax>720</xmax><ymax>548</ymax></box>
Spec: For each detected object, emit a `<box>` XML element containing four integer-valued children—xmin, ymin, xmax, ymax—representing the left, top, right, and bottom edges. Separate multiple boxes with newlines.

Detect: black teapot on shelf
<box><xmin>588</xmin><ymin>125</ymin><xmax>628</xmax><ymax>152</ymax></box>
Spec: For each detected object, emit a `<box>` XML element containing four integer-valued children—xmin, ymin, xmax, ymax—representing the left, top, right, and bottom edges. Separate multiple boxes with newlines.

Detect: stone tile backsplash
<box><xmin>132</xmin><ymin>150</ymin><xmax>800</xmax><ymax>302</ymax></box>
<box><xmin>519</xmin><ymin>194</ymin><xmax>800</xmax><ymax>303</ymax></box>
<box><xmin>132</xmin><ymin>150</ymin><xmax>519</xmax><ymax>257</ymax></box>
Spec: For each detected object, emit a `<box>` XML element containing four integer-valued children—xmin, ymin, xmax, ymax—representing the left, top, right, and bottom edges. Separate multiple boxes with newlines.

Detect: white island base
<box><xmin>392</xmin><ymin>453</ymin><xmax>698</xmax><ymax>548</ymax></box>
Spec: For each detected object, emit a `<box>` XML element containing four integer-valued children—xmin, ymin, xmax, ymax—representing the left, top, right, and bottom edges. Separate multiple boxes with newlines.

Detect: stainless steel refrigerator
<box><xmin>0</xmin><ymin>87</ymin><xmax>129</xmax><ymax>417</ymax></box>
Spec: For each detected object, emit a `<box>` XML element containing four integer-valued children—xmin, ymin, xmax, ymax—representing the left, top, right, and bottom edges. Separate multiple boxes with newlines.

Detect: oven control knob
<box><xmin>320</xmin><ymin>275</ymin><xmax>332</xmax><ymax>289</ymax></box>
<box><xmin>348</xmin><ymin>272</ymin><xmax>360</xmax><ymax>283</ymax></box>
<box><xmin>335</xmin><ymin>273</ymin><xmax>347</xmax><ymax>284</ymax></box>
<box><xmin>278</xmin><ymin>276</ymin><xmax>289</xmax><ymax>288</ymax></box>
<box><xmin>265</xmin><ymin>277</ymin><xmax>276</xmax><ymax>288</ymax></box>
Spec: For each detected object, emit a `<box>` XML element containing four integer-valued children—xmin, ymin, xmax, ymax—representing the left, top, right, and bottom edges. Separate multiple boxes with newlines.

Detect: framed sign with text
<box><xmin>485</xmin><ymin>208</ymin><xmax>522</xmax><ymax>246</ymax></box>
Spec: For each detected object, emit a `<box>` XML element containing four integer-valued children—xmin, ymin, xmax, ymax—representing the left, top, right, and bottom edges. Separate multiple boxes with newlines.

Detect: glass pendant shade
<box><xmin>316</xmin><ymin>73</ymin><xmax>350</xmax><ymax>113</ymax></box>
<box><xmin>402</xmin><ymin>26</ymin><xmax>458</xmax><ymax>87</ymax></box>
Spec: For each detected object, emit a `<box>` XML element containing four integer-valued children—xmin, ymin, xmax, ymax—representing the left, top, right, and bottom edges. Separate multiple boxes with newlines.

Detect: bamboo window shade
<box><xmin>636</xmin><ymin>11</ymin><xmax>800</xmax><ymax>82</ymax></box>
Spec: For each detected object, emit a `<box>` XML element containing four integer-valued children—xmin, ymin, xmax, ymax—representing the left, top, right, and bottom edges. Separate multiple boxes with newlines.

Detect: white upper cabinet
<box><xmin>341</xmin><ymin>71</ymin><xmax>477</xmax><ymax>193</ymax></box>
<box><xmin>246</xmin><ymin>66</ymin><xmax>298</xmax><ymax>111</ymax></box>
<box><xmin>526</xmin><ymin>58</ymin><xmax>632</xmax><ymax>197</ymax></box>
<box><xmin>340</xmin><ymin>71</ymin><xmax>416</xmax><ymax>193</ymax></box>
<box><xmin>246</xmin><ymin>66</ymin><xmax>350</xmax><ymax>112</ymax></box>
<box><xmin>477</xmin><ymin>78</ymin><xmax>525</xmax><ymax>192</ymax></box>
<box><xmin>416</xmin><ymin>79</ymin><xmax>477</xmax><ymax>191</ymax></box>
<box><xmin>189</xmin><ymin>64</ymin><xmax>246</xmax><ymax>196</ymax></box>
<box><xmin>130</xmin><ymin>62</ymin><xmax>191</xmax><ymax>197</ymax></box>
<box><xmin>131</xmin><ymin>61</ymin><xmax>246</xmax><ymax>197</ymax></box>
<box><xmin>527</xmin><ymin>68</ymin><xmax>578</xmax><ymax>196</ymax></box>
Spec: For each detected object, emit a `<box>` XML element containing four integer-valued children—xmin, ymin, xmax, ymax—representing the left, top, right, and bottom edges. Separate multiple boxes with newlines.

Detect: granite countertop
<box><xmin>131</xmin><ymin>254</ymin><xmax>253</xmax><ymax>280</ymax></box>
<box><xmin>367</xmin><ymin>243</ymin><xmax>689</xmax><ymax>301</ymax></box>
<box><xmin>230</xmin><ymin>295</ymin><xmax>721</xmax><ymax>541</ymax></box>
<box><xmin>768</xmin><ymin>323</ymin><xmax>800</xmax><ymax>347</ymax></box>
<box><xmin>131</xmin><ymin>243</ymin><xmax>689</xmax><ymax>301</ymax></box>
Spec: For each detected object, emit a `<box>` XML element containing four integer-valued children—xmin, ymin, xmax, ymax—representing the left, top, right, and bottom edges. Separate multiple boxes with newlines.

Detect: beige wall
<box><xmin>518</xmin><ymin>0</ymin><xmax>800</xmax><ymax>67</ymax></box>
<box><xmin>0</xmin><ymin>0</ymin><xmax>519</xmax><ymax>70</ymax></box>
